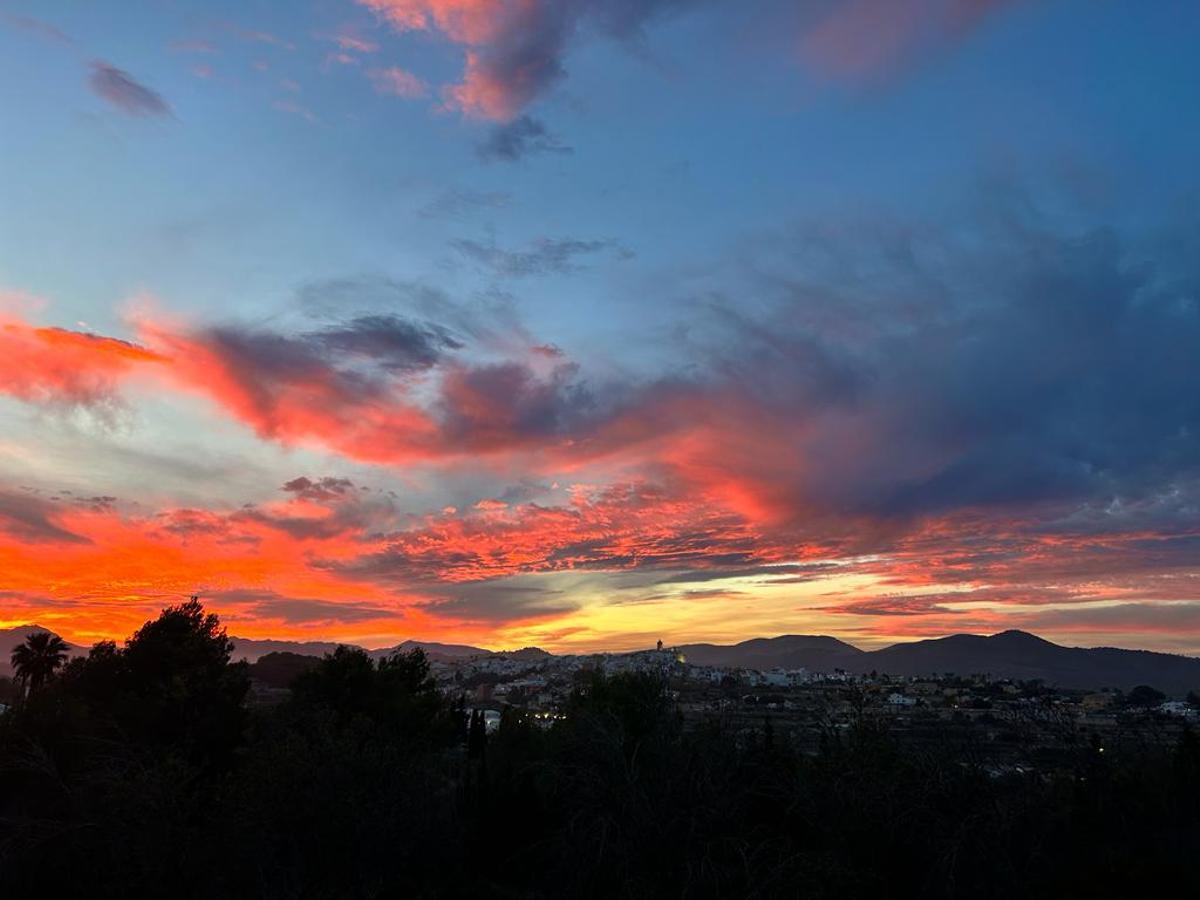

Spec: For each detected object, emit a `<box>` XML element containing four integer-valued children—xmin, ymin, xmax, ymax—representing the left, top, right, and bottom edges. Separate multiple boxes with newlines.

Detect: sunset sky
<box><xmin>1</xmin><ymin>0</ymin><xmax>1199</xmax><ymax>654</ymax></box>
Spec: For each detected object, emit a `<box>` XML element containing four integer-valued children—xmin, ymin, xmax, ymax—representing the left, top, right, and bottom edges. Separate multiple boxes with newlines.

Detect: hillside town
<box><xmin>241</xmin><ymin>640</ymin><xmax>1200</xmax><ymax>772</ymax></box>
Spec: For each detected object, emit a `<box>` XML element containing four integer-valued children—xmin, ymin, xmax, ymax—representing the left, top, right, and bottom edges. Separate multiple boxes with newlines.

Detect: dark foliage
<box><xmin>2</xmin><ymin>604</ymin><xmax>1198</xmax><ymax>898</ymax></box>
<box><xmin>9</xmin><ymin>630</ymin><xmax>70</xmax><ymax>695</ymax></box>
<box><xmin>248</xmin><ymin>651</ymin><xmax>321</xmax><ymax>689</ymax></box>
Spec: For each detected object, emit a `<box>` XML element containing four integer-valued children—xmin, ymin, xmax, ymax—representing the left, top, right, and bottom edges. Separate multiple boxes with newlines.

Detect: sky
<box><xmin>1</xmin><ymin>0</ymin><xmax>1199</xmax><ymax>654</ymax></box>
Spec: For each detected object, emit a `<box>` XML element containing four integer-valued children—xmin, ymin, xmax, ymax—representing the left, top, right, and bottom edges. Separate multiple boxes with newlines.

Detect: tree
<box><xmin>291</xmin><ymin>646</ymin><xmax>452</xmax><ymax>743</ymax></box>
<box><xmin>119</xmin><ymin>597</ymin><xmax>250</xmax><ymax>765</ymax></box>
<box><xmin>291</xmin><ymin>644</ymin><xmax>377</xmax><ymax>717</ymax></box>
<box><xmin>1124</xmin><ymin>684</ymin><xmax>1166</xmax><ymax>709</ymax></box>
<box><xmin>10</xmin><ymin>631</ymin><xmax>69</xmax><ymax>695</ymax></box>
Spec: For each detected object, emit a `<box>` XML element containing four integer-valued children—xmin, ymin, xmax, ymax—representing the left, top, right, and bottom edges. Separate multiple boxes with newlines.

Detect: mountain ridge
<box><xmin>3</xmin><ymin>626</ymin><xmax>1198</xmax><ymax>694</ymax></box>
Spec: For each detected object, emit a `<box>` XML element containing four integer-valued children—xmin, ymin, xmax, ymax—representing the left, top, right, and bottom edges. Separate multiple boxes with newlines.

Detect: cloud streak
<box><xmin>88</xmin><ymin>61</ymin><xmax>172</xmax><ymax>117</ymax></box>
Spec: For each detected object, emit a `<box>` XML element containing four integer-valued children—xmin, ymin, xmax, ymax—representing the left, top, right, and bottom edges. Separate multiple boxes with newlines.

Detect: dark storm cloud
<box><xmin>437</xmin><ymin>359</ymin><xmax>596</xmax><ymax>448</ymax></box>
<box><xmin>308</xmin><ymin>316</ymin><xmax>463</xmax><ymax>369</ymax></box>
<box><xmin>88</xmin><ymin>61</ymin><xmax>172</xmax><ymax>116</ymax></box>
<box><xmin>207</xmin><ymin>314</ymin><xmax>459</xmax><ymax>379</ymax></box>
<box><xmin>682</xmin><ymin>193</ymin><xmax>1200</xmax><ymax>530</ymax></box>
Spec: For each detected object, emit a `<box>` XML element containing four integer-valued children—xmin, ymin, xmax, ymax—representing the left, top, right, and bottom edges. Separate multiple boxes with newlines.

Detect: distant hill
<box><xmin>247</xmin><ymin>651</ymin><xmax>321</xmax><ymax>689</ymax></box>
<box><xmin>229</xmin><ymin>637</ymin><xmax>349</xmax><ymax>664</ymax></box>
<box><xmin>0</xmin><ymin>625</ymin><xmax>82</xmax><ymax>676</ymax></box>
<box><xmin>672</xmin><ymin>630</ymin><xmax>1200</xmax><ymax>696</ymax></box>
<box><xmin>371</xmin><ymin>640</ymin><xmax>493</xmax><ymax>661</ymax></box>
<box><xmin>6</xmin><ymin>624</ymin><xmax>1199</xmax><ymax>696</ymax></box>
<box><xmin>854</xmin><ymin>630</ymin><xmax>1200</xmax><ymax>696</ymax></box>
<box><xmin>229</xmin><ymin>636</ymin><xmax>494</xmax><ymax>664</ymax></box>
<box><xmin>677</xmin><ymin>635</ymin><xmax>865</xmax><ymax>671</ymax></box>
<box><xmin>500</xmin><ymin>647</ymin><xmax>553</xmax><ymax>662</ymax></box>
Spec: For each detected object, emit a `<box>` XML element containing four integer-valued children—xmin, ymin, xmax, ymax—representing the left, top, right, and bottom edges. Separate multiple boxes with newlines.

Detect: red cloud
<box><xmin>137</xmin><ymin>319</ymin><xmax>447</xmax><ymax>464</ymax></box>
<box><xmin>3</xmin><ymin>474</ymin><xmax>1197</xmax><ymax>653</ymax></box>
<box><xmin>0</xmin><ymin>316</ymin><xmax>165</xmax><ymax>409</ymax></box>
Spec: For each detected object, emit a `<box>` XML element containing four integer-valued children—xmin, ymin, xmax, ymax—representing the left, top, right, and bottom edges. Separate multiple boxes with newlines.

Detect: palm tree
<box><xmin>11</xmin><ymin>631</ymin><xmax>70</xmax><ymax>695</ymax></box>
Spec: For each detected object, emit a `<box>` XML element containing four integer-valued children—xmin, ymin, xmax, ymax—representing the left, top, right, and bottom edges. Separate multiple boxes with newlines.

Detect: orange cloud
<box><xmin>0</xmin><ymin>316</ymin><xmax>164</xmax><ymax>409</ymax></box>
<box><xmin>5</xmin><ymin>477</ymin><xmax>1196</xmax><ymax>653</ymax></box>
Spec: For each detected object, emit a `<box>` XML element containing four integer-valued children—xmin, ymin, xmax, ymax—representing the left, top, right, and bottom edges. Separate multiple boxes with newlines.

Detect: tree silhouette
<box><xmin>10</xmin><ymin>631</ymin><xmax>69</xmax><ymax>695</ymax></box>
<box><xmin>1125</xmin><ymin>684</ymin><xmax>1166</xmax><ymax>708</ymax></box>
<box><xmin>119</xmin><ymin>596</ymin><xmax>250</xmax><ymax>764</ymax></box>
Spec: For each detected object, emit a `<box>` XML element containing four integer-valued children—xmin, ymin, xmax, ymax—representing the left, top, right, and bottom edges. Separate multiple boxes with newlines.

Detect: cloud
<box><xmin>0</xmin><ymin>315</ymin><xmax>164</xmax><ymax>413</ymax></box>
<box><xmin>1</xmin><ymin>12</ymin><xmax>72</xmax><ymax>45</ymax></box>
<box><xmin>220</xmin><ymin>22</ymin><xmax>296</xmax><ymax>50</ymax></box>
<box><xmin>325</xmin><ymin>480</ymin><xmax>771</xmax><ymax>588</ymax></box>
<box><xmin>7</xmin><ymin>192</ymin><xmax>1200</xmax><ymax>534</ymax></box>
<box><xmin>799</xmin><ymin>0</ymin><xmax>1019</xmax><ymax>82</ymax></box>
<box><xmin>349</xmin><ymin>0</ymin><xmax>1023</xmax><ymax>121</ymax></box>
<box><xmin>477</xmin><ymin>115</ymin><xmax>572</xmax><ymax>161</ymax></box>
<box><xmin>207</xmin><ymin>590</ymin><xmax>400</xmax><ymax>625</ymax></box>
<box><xmin>368</xmin><ymin>66</ymin><xmax>429</xmax><ymax>98</ymax></box>
<box><xmin>282</xmin><ymin>476</ymin><xmax>359</xmax><ymax>503</ymax></box>
<box><xmin>359</xmin><ymin>0</ymin><xmax>699</xmax><ymax>120</ymax></box>
<box><xmin>273</xmin><ymin>98</ymin><xmax>319</xmax><ymax>123</ymax></box>
<box><xmin>450</xmin><ymin>236</ymin><xmax>616</xmax><ymax>276</ymax></box>
<box><xmin>169</xmin><ymin>38</ymin><xmax>217</xmax><ymax>54</ymax></box>
<box><xmin>418</xmin><ymin>188</ymin><xmax>512</xmax><ymax>219</ymax></box>
<box><xmin>319</xmin><ymin>26</ymin><xmax>380</xmax><ymax>54</ymax></box>
<box><xmin>88</xmin><ymin>61</ymin><xmax>172</xmax><ymax>117</ymax></box>
<box><xmin>2</xmin><ymin>189</ymin><xmax>1199</xmax><ymax>646</ymax></box>
<box><xmin>306</xmin><ymin>315</ymin><xmax>463</xmax><ymax>368</ymax></box>
<box><xmin>0</xmin><ymin>490</ymin><xmax>88</xmax><ymax>545</ymax></box>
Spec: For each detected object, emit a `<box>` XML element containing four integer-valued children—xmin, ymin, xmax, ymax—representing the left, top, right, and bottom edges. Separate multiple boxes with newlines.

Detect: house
<box><xmin>1159</xmin><ymin>700</ymin><xmax>1199</xmax><ymax>720</ymax></box>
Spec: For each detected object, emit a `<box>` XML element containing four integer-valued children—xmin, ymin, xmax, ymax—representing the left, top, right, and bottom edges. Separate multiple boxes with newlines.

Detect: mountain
<box><xmin>7</xmin><ymin>624</ymin><xmax>1198</xmax><ymax>696</ymax></box>
<box><xmin>371</xmin><ymin>640</ymin><xmax>492</xmax><ymax>661</ymax></box>
<box><xmin>0</xmin><ymin>625</ymin><xmax>81</xmax><ymax>676</ymax></box>
<box><xmin>229</xmin><ymin>637</ymin><xmax>350</xmax><ymax>664</ymax></box>
<box><xmin>247</xmin><ymin>651</ymin><xmax>321</xmax><ymax>689</ymax></box>
<box><xmin>229</xmin><ymin>636</ymin><xmax>494</xmax><ymax>664</ymax></box>
<box><xmin>856</xmin><ymin>630</ymin><xmax>1200</xmax><ymax>696</ymax></box>
<box><xmin>677</xmin><ymin>635</ymin><xmax>866</xmax><ymax>671</ymax></box>
<box><xmin>492</xmin><ymin>646</ymin><xmax>552</xmax><ymax>662</ymax></box>
<box><xmin>670</xmin><ymin>630</ymin><xmax>1200</xmax><ymax>696</ymax></box>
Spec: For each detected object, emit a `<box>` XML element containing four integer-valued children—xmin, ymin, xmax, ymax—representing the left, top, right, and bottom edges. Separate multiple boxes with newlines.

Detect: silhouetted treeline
<box><xmin>2</xmin><ymin>601</ymin><xmax>1199</xmax><ymax>898</ymax></box>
